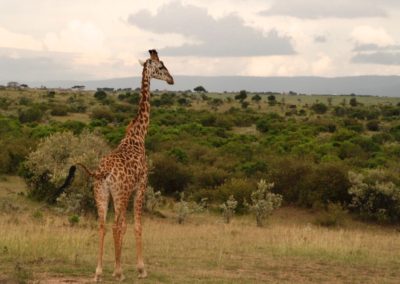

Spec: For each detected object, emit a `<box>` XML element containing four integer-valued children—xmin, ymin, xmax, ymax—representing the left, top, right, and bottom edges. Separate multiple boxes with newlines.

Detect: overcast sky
<box><xmin>1</xmin><ymin>0</ymin><xmax>400</xmax><ymax>82</ymax></box>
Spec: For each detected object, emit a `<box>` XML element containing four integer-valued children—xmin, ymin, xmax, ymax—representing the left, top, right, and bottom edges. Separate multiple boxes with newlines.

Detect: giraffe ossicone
<box><xmin>58</xmin><ymin>49</ymin><xmax>173</xmax><ymax>281</ymax></box>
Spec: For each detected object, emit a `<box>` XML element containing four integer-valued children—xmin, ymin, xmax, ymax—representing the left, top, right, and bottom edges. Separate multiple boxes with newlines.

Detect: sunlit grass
<box><xmin>1</xmin><ymin>177</ymin><xmax>400</xmax><ymax>283</ymax></box>
<box><xmin>1</xmin><ymin>207</ymin><xmax>400</xmax><ymax>283</ymax></box>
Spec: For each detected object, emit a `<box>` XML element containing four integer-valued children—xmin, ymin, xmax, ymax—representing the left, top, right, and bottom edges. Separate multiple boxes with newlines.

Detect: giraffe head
<box><xmin>140</xmin><ymin>49</ymin><xmax>174</xmax><ymax>85</ymax></box>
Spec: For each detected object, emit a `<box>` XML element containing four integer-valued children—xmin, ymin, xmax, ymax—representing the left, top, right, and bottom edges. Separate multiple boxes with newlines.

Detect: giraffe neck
<box><xmin>125</xmin><ymin>66</ymin><xmax>151</xmax><ymax>141</ymax></box>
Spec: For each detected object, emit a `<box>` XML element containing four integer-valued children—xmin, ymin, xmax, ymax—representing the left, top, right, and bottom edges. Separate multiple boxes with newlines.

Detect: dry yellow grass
<box><xmin>1</xmin><ymin>209</ymin><xmax>400</xmax><ymax>283</ymax></box>
<box><xmin>1</xmin><ymin>176</ymin><xmax>400</xmax><ymax>283</ymax></box>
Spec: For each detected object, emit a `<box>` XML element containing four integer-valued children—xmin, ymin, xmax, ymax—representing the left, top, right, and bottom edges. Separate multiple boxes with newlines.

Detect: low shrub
<box><xmin>90</xmin><ymin>107</ymin><xmax>114</xmax><ymax>122</ymax></box>
<box><xmin>23</xmin><ymin>131</ymin><xmax>110</xmax><ymax>212</ymax></box>
<box><xmin>244</xmin><ymin>179</ymin><xmax>282</xmax><ymax>227</ymax></box>
<box><xmin>18</xmin><ymin>107</ymin><xmax>44</xmax><ymax>123</ymax></box>
<box><xmin>314</xmin><ymin>203</ymin><xmax>347</xmax><ymax>227</ymax></box>
<box><xmin>50</xmin><ymin>104</ymin><xmax>69</xmax><ymax>116</ymax></box>
<box><xmin>348</xmin><ymin>170</ymin><xmax>400</xmax><ymax>223</ymax></box>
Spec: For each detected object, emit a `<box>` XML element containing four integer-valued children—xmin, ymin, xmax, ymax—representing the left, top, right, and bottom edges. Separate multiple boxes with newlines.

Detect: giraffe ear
<box><xmin>138</xmin><ymin>59</ymin><xmax>145</xmax><ymax>66</ymax></box>
<box><xmin>149</xmin><ymin>49</ymin><xmax>159</xmax><ymax>61</ymax></box>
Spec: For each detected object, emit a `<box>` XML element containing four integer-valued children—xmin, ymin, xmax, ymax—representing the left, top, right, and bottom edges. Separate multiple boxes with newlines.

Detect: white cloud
<box><xmin>0</xmin><ymin>27</ymin><xmax>42</xmax><ymax>50</ymax></box>
<box><xmin>1</xmin><ymin>0</ymin><xmax>400</xmax><ymax>80</ymax></box>
<box><xmin>43</xmin><ymin>20</ymin><xmax>110</xmax><ymax>65</ymax></box>
<box><xmin>351</xmin><ymin>25</ymin><xmax>395</xmax><ymax>46</ymax></box>
<box><xmin>128</xmin><ymin>2</ymin><xmax>295</xmax><ymax>57</ymax></box>
<box><xmin>312</xmin><ymin>54</ymin><xmax>333</xmax><ymax>74</ymax></box>
<box><xmin>261</xmin><ymin>0</ymin><xmax>387</xmax><ymax>19</ymax></box>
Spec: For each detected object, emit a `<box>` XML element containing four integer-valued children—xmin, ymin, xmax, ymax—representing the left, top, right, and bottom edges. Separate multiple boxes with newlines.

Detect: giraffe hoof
<box><xmin>93</xmin><ymin>274</ymin><xmax>102</xmax><ymax>282</ymax></box>
<box><xmin>138</xmin><ymin>269</ymin><xmax>147</xmax><ymax>279</ymax></box>
<box><xmin>113</xmin><ymin>271</ymin><xmax>125</xmax><ymax>282</ymax></box>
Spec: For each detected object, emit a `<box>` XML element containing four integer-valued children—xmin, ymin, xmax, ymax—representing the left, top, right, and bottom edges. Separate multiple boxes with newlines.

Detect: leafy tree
<box><xmin>194</xmin><ymin>86</ymin><xmax>207</xmax><ymax>93</ymax></box>
<box><xmin>235</xmin><ymin>90</ymin><xmax>247</xmax><ymax>102</ymax></box>
<box><xmin>241</xmin><ymin>101</ymin><xmax>250</xmax><ymax>109</ymax></box>
<box><xmin>252</xmin><ymin>94</ymin><xmax>262</xmax><ymax>103</ymax></box>
<box><xmin>94</xmin><ymin>90</ymin><xmax>107</xmax><ymax>101</ymax></box>
<box><xmin>267</xmin><ymin>94</ymin><xmax>276</xmax><ymax>106</ymax></box>
<box><xmin>349</xmin><ymin>97</ymin><xmax>358</xmax><ymax>107</ymax></box>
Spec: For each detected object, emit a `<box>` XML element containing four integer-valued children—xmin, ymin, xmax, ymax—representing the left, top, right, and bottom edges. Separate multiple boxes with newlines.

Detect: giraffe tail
<box><xmin>76</xmin><ymin>163</ymin><xmax>96</xmax><ymax>177</ymax></box>
<box><xmin>51</xmin><ymin>165</ymin><xmax>77</xmax><ymax>203</ymax></box>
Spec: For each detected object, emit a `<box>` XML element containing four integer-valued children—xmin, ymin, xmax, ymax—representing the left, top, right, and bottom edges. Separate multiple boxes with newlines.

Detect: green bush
<box><xmin>311</xmin><ymin>103</ymin><xmax>328</xmax><ymax>114</ymax></box>
<box><xmin>256</xmin><ymin>118</ymin><xmax>270</xmax><ymax>133</ymax></box>
<box><xmin>366</xmin><ymin>120</ymin><xmax>380</xmax><ymax>131</ymax></box>
<box><xmin>314</xmin><ymin>203</ymin><xmax>347</xmax><ymax>227</ymax></box>
<box><xmin>348</xmin><ymin>170</ymin><xmax>400</xmax><ymax>223</ymax></box>
<box><xmin>338</xmin><ymin>141</ymin><xmax>364</xmax><ymax>160</ymax></box>
<box><xmin>389</xmin><ymin>125</ymin><xmax>400</xmax><ymax>141</ymax></box>
<box><xmin>268</xmin><ymin>157</ymin><xmax>350</xmax><ymax>207</ymax></box>
<box><xmin>69</xmin><ymin>102</ymin><xmax>87</xmax><ymax>113</ymax></box>
<box><xmin>18</xmin><ymin>107</ymin><xmax>44</xmax><ymax>123</ymax></box>
<box><xmin>19</xmin><ymin>97</ymin><xmax>32</xmax><ymax>106</ymax></box>
<box><xmin>199</xmin><ymin>178</ymin><xmax>255</xmax><ymax>212</ymax></box>
<box><xmin>0</xmin><ymin>98</ymin><xmax>11</xmax><ymax>109</ymax></box>
<box><xmin>244</xmin><ymin>179</ymin><xmax>282</xmax><ymax>227</ymax></box>
<box><xmin>220</xmin><ymin>195</ymin><xmax>238</xmax><ymax>224</ymax></box>
<box><xmin>61</xmin><ymin>120</ymin><xmax>86</xmax><ymax>134</ymax></box>
<box><xmin>23</xmin><ymin>131</ymin><xmax>110</xmax><ymax>210</ymax></box>
<box><xmin>343</xmin><ymin>118</ymin><xmax>364</xmax><ymax>132</ymax></box>
<box><xmin>50</xmin><ymin>104</ymin><xmax>69</xmax><ymax>116</ymax></box>
<box><xmin>94</xmin><ymin>90</ymin><xmax>107</xmax><ymax>101</ymax></box>
<box><xmin>194</xmin><ymin>166</ymin><xmax>228</xmax><ymax>188</ymax></box>
<box><xmin>68</xmin><ymin>214</ymin><xmax>80</xmax><ymax>226</ymax></box>
<box><xmin>150</xmin><ymin>154</ymin><xmax>192</xmax><ymax>195</ymax></box>
<box><xmin>372</xmin><ymin>132</ymin><xmax>393</xmax><ymax>144</ymax></box>
<box><xmin>0</xmin><ymin>139</ymin><xmax>32</xmax><ymax>174</ymax></box>
<box><xmin>90</xmin><ymin>107</ymin><xmax>114</xmax><ymax>122</ymax></box>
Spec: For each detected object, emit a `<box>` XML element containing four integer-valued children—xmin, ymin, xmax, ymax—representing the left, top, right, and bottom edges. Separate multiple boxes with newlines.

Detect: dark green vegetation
<box><xmin>1</xmin><ymin>87</ymin><xmax>399</xmax><ymax>223</ymax></box>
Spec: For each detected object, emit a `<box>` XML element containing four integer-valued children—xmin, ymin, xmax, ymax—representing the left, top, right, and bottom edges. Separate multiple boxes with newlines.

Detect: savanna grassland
<box><xmin>1</xmin><ymin>176</ymin><xmax>400</xmax><ymax>283</ymax></box>
<box><xmin>0</xmin><ymin>86</ymin><xmax>400</xmax><ymax>283</ymax></box>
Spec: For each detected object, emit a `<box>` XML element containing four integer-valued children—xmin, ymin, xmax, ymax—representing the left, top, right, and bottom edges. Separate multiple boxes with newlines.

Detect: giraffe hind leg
<box><xmin>112</xmin><ymin>195</ymin><xmax>129</xmax><ymax>281</ymax></box>
<box><xmin>94</xmin><ymin>181</ymin><xmax>110</xmax><ymax>282</ymax></box>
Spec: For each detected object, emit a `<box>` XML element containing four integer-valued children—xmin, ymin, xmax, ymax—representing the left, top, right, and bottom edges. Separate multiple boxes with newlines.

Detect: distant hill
<box><xmin>25</xmin><ymin>75</ymin><xmax>400</xmax><ymax>97</ymax></box>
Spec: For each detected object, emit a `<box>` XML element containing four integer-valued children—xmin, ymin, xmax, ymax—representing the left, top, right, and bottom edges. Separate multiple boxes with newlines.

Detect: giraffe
<box><xmin>58</xmin><ymin>49</ymin><xmax>174</xmax><ymax>281</ymax></box>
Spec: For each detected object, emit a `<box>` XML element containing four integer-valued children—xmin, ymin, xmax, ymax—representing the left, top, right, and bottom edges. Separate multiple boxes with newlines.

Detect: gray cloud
<box><xmin>314</xmin><ymin>35</ymin><xmax>327</xmax><ymax>43</ymax></box>
<box><xmin>353</xmin><ymin>44</ymin><xmax>400</xmax><ymax>52</ymax></box>
<box><xmin>260</xmin><ymin>0</ymin><xmax>387</xmax><ymax>19</ymax></box>
<box><xmin>352</xmin><ymin>52</ymin><xmax>400</xmax><ymax>65</ymax></box>
<box><xmin>0</xmin><ymin>48</ymin><xmax>90</xmax><ymax>82</ymax></box>
<box><xmin>128</xmin><ymin>2</ymin><xmax>294</xmax><ymax>57</ymax></box>
<box><xmin>352</xmin><ymin>44</ymin><xmax>400</xmax><ymax>65</ymax></box>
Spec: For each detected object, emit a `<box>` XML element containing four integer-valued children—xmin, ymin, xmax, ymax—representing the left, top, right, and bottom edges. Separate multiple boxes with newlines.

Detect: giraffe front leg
<box><xmin>134</xmin><ymin>187</ymin><xmax>147</xmax><ymax>278</ymax></box>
